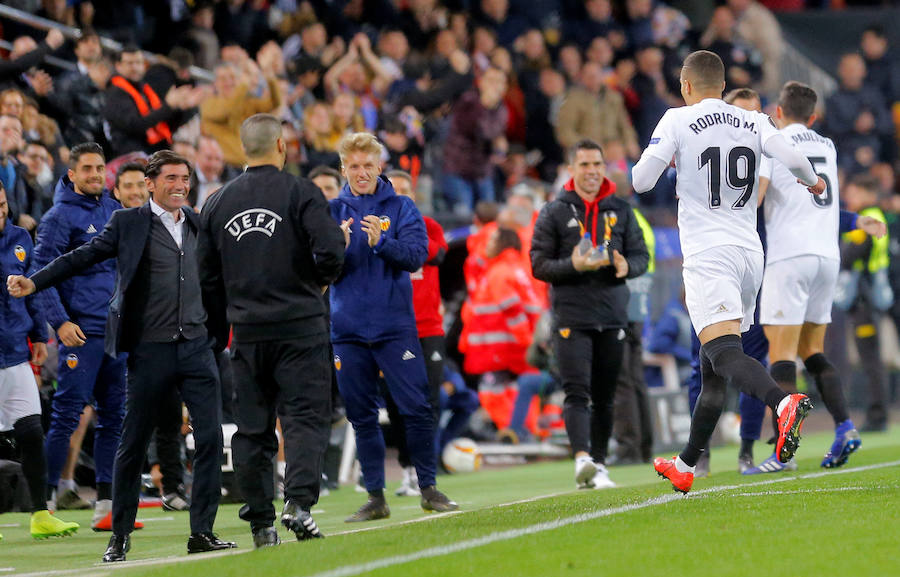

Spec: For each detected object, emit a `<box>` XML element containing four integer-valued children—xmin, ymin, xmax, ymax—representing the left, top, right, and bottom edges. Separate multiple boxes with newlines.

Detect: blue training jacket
<box><xmin>31</xmin><ymin>176</ymin><xmax>120</xmax><ymax>335</ymax></box>
<box><xmin>328</xmin><ymin>177</ymin><xmax>428</xmax><ymax>343</ymax></box>
<box><xmin>0</xmin><ymin>220</ymin><xmax>48</xmax><ymax>368</ymax></box>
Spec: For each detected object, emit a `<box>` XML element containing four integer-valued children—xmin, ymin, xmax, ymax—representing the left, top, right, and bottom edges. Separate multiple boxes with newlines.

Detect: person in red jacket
<box><xmin>384</xmin><ymin>169</ymin><xmax>448</xmax><ymax>495</ymax></box>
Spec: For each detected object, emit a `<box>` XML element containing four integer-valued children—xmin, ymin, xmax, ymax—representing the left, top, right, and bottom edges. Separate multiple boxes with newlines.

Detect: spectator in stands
<box><xmin>381</xmin><ymin>114</ymin><xmax>424</xmax><ymax>189</ymax></box>
<box><xmin>178</xmin><ymin>2</ymin><xmax>220</xmax><ymax>71</ymax></box>
<box><xmin>524</xmin><ymin>68</ymin><xmax>565</xmax><ymax>181</ymax></box>
<box><xmin>0</xmin><ymin>29</ymin><xmax>64</xmax><ymax>91</ymax></box>
<box><xmin>48</xmin><ymin>56</ymin><xmax>112</xmax><ymax>150</ymax></box>
<box><xmin>726</xmin><ymin>0</ymin><xmax>783</xmax><ymax>99</ymax></box>
<box><xmin>213</xmin><ymin>0</ymin><xmax>273</xmax><ymax>57</ymax></box>
<box><xmin>377</xmin><ymin>28</ymin><xmax>410</xmax><ymax>83</ymax></box>
<box><xmin>200</xmin><ymin>48</ymin><xmax>283</xmax><ymax>168</ymax></box>
<box><xmin>56</xmin><ymin>30</ymin><xmax>102</xmax><ymax>91</ymax></box>
<box><xmin>0</xmin><ymin>114</ymin><xmax>29</xmax><ymax>227</ymax></box>
<box><xmin>322</xmin><ymin>34</ymin><xmax>383</xmax><ymax>130</ymax></box>
<box><xmin>556</xmin><ymin>62</ymin><xmax>640</xmax><ymax>160</ymax></box>
<box><xmin>309</xmin><ymin>165</ymin><xmax>342</xmax><ymax>201</ymax></box>
<box><xmin>399</xmin><ymin>0</ymin><xmax>450</xmax><ymax>52</ymax></box>
<box><xmin>15</xmin><ymin>140</ymin><xmax>55</xmax><ymax>227</ymax></box>
<box><xmin>22</xmin><ymin>97</ymin><xmax>67</xmax><ymax>167</ymax></box>
<box><xmin>191</xmin><ymin>136</ymin><xmax>235</xmax><ymax>211</ymax></box>
<box><xmin>104</xmin><ymin>46</ymin><xmax>200</xmax><ymax>158</ymax></box>
<box><xmin>700</xmin><ymin>7</ymin><xmax>763</xmax><ymax>91</ymax></box>
<box><xmin>476</xmin><ymin>0</ymin><xmax>530</xmax><ymax>49</ymax></box>
<box><xmin>631</xmin><ymin>46</ymin><xmax>677</xmax><ymax>147</ymax></box>
<box><xmin>824</xmin><ymin>53</ymin><xmax>893</xmax><ymax>174</ymax></box>
<box><xmin>558</xmin><ymin>44</ymin><xmax>583</xmax><ymax>87</ymax></box>
<box><xmin>302</xmin><ymin>101</ymin><xmax>341</xmax><ymax>172</ymax></box>
<box><xmin>442</xmin><ymin>65</ymin><xmax>508</xmax><ymax>216</ymax></box>
<box><xmin>563</xmin><ymin>0</ymin><xmax>624</xmax><ymax>51</ymax></box>
<box><xmin>860</xmin><ymin>25</ymin><xmax>899</xmax><ymax>104</ymax></box>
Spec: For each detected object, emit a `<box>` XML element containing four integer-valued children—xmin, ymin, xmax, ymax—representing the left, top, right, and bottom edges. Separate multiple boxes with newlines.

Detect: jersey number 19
<box><xmin>699</xmin><ymin>146</ymin><xmax>757</xmax><ymax>210</ymax></box>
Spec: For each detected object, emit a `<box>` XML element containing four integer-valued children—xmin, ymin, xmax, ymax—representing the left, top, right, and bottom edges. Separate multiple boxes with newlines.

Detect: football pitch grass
<box><xmin>3</xmin><ymin>427</ymin><xmax>899</xmax><ymax>577</ymax></box>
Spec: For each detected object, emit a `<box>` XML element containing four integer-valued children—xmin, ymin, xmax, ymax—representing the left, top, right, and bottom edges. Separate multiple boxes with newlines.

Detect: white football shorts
<box><xmin>759</xmin><ymin>255</ymin><xmax>839</xmax><ymax>326</ymax></box>
<box><xmin>683</xmin><ymin>245</ymin><xmax>764</xmax><ymax>334</ymax></box>
<box><xmin>0</xmin><ymin>362</ymin><xmax>41</xmax><ymax>429</ymax></box>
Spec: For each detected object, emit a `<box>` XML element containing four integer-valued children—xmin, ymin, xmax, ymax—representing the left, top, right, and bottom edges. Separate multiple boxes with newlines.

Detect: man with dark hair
<box><xmin>0</xmin><ymin>183</ymin><xmax>80</xmax><ymax>540</ymax></box>
<box><xmin>29</xmin><ymin>142</ymin><xmax>128</xmax><ymax>524</ymax></box>
<box><xmin>113</xmin><ymin>161</ymin><xmax>149</xmax><ymax>208</ymax></box>
<box><xmin>199</xmin><ymin>113</ymin><xmax>345</xmax><ymax>548</ymax></box>
<box><xmin>531</xmin><ymin>138</ymin><xmax>649</xmax><ymax>489</ymax></box>
<box><xmin>9</xmin><ymin>150</ymin><xmax>234</xmax><ymax>561</ymax></box>
<box><xmin>632</xmin><ymin>50</ymin><xmax>826</xmax><ymax>493</ymax></box>
<box><xmin>309</xmin><ymin>165</ymin><xmax>342</xmax><ymax>201</ymax></box>
<box><xmin>103</xmin><ymin>47</ymin><xmax>200</xmax><ymax>157</ymax></box>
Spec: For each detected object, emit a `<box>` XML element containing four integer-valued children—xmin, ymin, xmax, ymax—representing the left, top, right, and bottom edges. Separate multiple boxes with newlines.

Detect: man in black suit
<box><xmin>7</xmin><ymin>151</ymin><xmax>235</xmax><ymax>562</ymax></box>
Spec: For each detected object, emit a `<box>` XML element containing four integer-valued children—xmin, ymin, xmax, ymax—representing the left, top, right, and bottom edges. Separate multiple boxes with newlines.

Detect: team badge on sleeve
<box><xmin>14</xmin><ymin>245</ymin><xmax>26</xmax><ymax>262</ymax></box>
<box><xmin>66</xmin><ymin>354</ymin><xmax>79</xmax><ymax>369</ymax></box>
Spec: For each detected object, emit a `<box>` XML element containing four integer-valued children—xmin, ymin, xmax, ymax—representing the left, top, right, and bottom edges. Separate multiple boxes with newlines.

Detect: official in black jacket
<box><xmin>8</xmin><ymin>151</ymin><xmax>234</xmax><ymax>561</ymax></box>
<box><xmin>198</xmin><ymin>113</ymin><xmax>345</xmax><ymax>548</ymax></box>
<box><xmin>530</xmin><ymin>139</ymin><xmax>648</xmax><ymax>489</ymax></box>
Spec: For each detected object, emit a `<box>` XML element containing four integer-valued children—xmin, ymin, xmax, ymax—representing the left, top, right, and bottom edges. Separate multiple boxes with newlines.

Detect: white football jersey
<box><xmin>641</xmin><ymin>98</ymin><xmax>780</xmax><ymax>260</ymax></box>
<box><xmin>761</xmin><ymin>123</ymin><xmax>840</xmax><ymax>264</ymax></box>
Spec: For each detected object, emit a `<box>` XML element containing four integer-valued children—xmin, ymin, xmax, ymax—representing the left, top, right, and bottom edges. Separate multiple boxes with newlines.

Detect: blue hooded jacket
<box><xmin>328</xmin><ymin>177</ymin><xmax>428</xmax><ymax>343</ymax></box>
<box><xmin>0</xmin><ymin>220</ymin><xmax>48</xmax><ymax>369</ymax></box>
<box><xmin>31</xmin><ymin>176</ymin><xmax>120</xmax><ymax>335</ymax></box>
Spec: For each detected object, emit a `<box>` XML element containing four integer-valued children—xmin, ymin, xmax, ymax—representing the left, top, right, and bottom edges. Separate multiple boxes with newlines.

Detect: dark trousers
<box><xmin>334</xmin><ymin>336</ymin><xmax>436</xmax><ymax>491</ymax></box>
<box><xmin>147</xmin><ymin>389</ymin><xmax>185</xmax><ymax>495</ymax></box>
<box><xmin>384</xmin><ymin>335</ymin><xmax>444</xmax><ymax>468</ymax></box>
<box><xmin>231</xmin><ymin>335</ymin><xmax>331</xmax><ymax>530</ymax></box>
<box><xmin>612</xmin><ymin>322</ymin><xmax>653</xmax><ymax>462</ymax></box>
<box><xmin>555</xmin><ymin>327</ymin><xmax>625</xmax><ymax>464</ymax></box>
<box><xmin>852</xmin><ymin>301</ymin><xmax>888</xmax><ymax>427</ymax></box>
<box><xmin>113</xmin><ymin>336</ymin><xmax>222</xmax><ymax>535</ymax></box>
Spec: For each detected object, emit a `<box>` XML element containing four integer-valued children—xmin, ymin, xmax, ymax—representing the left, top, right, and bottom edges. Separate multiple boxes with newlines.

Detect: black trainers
<box><xmin>281</xmin><ymin>500</ymin><xmax>324</xmax><ymax>540</ymax></box>
<box><xmin>162</xmin><ymin>488</ymin><xmax>191</xmax><ymax>512</ymax></box>
<box><xmin>420</xmin><ymin>486</ymin><xmax>458</xmax><ymax>513</ymax></box>
<box><xmin>345</xmin><ymin>494</ymin><xmax>390</xmax><ymax>522</ymax></box>
<box><xmin>251</xmin><ymin>526</ymin><xmax>281</xmax><ymax>549</ymax></box>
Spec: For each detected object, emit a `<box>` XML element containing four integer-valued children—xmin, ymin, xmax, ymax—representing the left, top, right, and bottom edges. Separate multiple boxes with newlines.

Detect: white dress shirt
<box><xmin>150</xmin><ymin>199</ymin><xmax>184</xmax><ymax>249</ymax></box>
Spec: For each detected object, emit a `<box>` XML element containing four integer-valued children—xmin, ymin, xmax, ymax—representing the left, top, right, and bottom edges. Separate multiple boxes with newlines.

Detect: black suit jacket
<box><xmin>30</xmin><ymin>203</ymin><xmax>206</xmax><ymax>357</ymax></box>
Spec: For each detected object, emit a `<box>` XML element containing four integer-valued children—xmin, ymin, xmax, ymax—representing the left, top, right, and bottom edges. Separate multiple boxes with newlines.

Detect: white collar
<box><xmin>149</xmin><ymin>198</ymin><xmax>183</xmax><ymax>223</ymax></box>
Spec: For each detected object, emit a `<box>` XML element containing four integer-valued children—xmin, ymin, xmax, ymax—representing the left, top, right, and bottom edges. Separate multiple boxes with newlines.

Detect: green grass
<box><xmin>3</xmin><ymin>427</ymin><xmax>899</xmax><ymax>577</ymax></box>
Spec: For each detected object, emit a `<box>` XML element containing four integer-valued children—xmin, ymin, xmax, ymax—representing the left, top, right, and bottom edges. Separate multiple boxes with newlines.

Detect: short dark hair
<box><xmin>682</xmin><ymin>50</ymin><xmax>725</xmax><ymax>90</ymax></box>
<box><xmin>474</xmin><ymin>201</ymin><xmax>500</xmax><ymax>224</ymax></box>
<box><xmin>115</xmin><ymin>161</ymin><xmax>146</xmax><ymax>188</ymax></box>
<box><xmin>76</xmin><ymin>29</ymin><xmax>99</xmax><ymax>45</ymax></box>
<box><xmin>862</xmin><ymin>24</ymin><xmax>885</xmax><ymax>38</ymax></box>
<box><xmin>145</xmin><ymin>150</ymin><xmax>191</xmax><ymax>180</ymax></box>
<box><xmin>568</xmin><ymin>139</ymin><xmax>604</xmax><ymax>164</ymax></box>
<box><xmin>116</xmin><ymin>45</ymin><xmax>142</xmax><ymax>61</ymax></box>
<box><xmin>308</xmin><ymin>165</ymin><xmax>342</xmax><ymax>184</ymax></box>
<box><xmin>724</xmin><ymin>87</ymin><xmax>760</xmax><ymax>105</ymax></box>
<box><xmin>849</xmin><ymin>174</ymin><xmax>880</xmax><ymax>195</ymax></box>
<box><xmin>69</xmin><ymin>142</ymin><xmax>105</xmax><ymax>168</ymax></box>
<box><xmin>495</xmin><ymin>227</ymin><xmax>522</xmax><ymax>254</ymax></box>
<box><xmin>778</xmin><ymin>81</ymin><xmax>818</xmax><ymax>122</ymax></box>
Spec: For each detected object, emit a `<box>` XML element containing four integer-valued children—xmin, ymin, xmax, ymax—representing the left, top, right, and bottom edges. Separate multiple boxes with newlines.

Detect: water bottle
<box><xmin>578</xmin><ymin>233</ymin><xmax>593</xmax><ymax>256</ymax></box>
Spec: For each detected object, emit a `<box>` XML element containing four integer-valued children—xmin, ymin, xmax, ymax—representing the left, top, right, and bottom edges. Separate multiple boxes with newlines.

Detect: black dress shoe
<box><xmin>186</xmin><ymin>532</ymin><xmax>238</xmax><ymax>554</ymax></box>
<box><xmin>252</xmin><ymin>526</ymin><xmax>281</xmax><ymax>549</ymax></box>
<box><xmin>102</xmin><ymin>534</ymin><xmax>130</xmax><ymax>563</ymax></box>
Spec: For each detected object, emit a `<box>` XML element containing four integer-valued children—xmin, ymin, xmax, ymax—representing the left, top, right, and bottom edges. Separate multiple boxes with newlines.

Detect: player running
<box><xmin>631</xmin><ymin>51</ymin><xmax>825</xmax><ymax>493</ymax></box>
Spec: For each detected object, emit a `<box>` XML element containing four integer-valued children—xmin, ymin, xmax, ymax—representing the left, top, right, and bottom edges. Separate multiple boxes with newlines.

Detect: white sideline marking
<box><xmin>13</xmin><ymin>459</ymin><xmax>900</xmax><ymax>577</ymax></box>
<box><xmin>308</xmin><ymin>459</ymin><xmax>900</xmax><ymax>577</ymax></box>
<box><xmin>732</xmin><ymin>485</ymin><xmax>896</xmax><ymax>497</ymax></box>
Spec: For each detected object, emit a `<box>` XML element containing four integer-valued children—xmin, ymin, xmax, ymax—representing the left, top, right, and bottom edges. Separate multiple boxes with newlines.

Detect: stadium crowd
<box><xmin>0</xmin><ymin>0</ymin><xmax>898</xmax><ymax>557</ymax></box>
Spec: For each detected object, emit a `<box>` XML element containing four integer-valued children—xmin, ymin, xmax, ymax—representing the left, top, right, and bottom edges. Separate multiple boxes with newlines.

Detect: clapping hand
<box><xmin>360</xmin><ymin>215</ymin><xmax>383</xmax><ymax>248</ymax></box>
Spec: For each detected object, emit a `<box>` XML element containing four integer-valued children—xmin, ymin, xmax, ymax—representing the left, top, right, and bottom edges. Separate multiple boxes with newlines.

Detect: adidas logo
<box><xmin>430</xmin><ymin>351</ymin><xmax>442</xmax><ymax>362</ymax></box>
<box><xmin>566</xmin><ymin>218</ymin><xmax>579</xmax><ymax>228</ymax></box>
<box><xmin>402</xmin><ymin>350</ymin><xmax>416</xmax><ymax>361</ymax></box>
<box><xmin>716</xmin><ymin>304</ymin><xmax>728</xmax><ymax>313</ymax></box>
<box><xmin>86</xmin><ymin>224</ymin><xmax>97</xmax><ymax>234</ymax></box>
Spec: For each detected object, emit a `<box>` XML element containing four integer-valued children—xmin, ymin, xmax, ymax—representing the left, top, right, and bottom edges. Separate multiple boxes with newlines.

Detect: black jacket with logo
<box><xmin>530</xmin><ymin>180</ymin><xmax>649</xmax><ymax>331</ymax></box>
<box><xmin>198</xmin><ymin>165</ymin><xmax>345</xmax><ymax>345</ymax></box>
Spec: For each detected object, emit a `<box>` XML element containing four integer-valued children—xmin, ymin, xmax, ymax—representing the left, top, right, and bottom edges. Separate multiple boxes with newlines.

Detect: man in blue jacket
<box><xmin>30</xmin><ymin>142</ymin><xmax>127</xmax><ymax>522</ymax></box>
<box><xmin>329</xmin><ymin>132</ymin><xmax>457</xmax><ymax>521</ymax></box>
<box><xmin>0</xmin><ymin>184</ymin><xmax>79</xmax><ymax>540</ymax></box>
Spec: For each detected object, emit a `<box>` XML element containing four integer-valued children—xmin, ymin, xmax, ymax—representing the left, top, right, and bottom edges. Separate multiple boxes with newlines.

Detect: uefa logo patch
<box><xmin>14</xmin><ymin>245</ymin><xmax>26</xmax><ymax>262</ymax></box>
<box><xmin>66</xmin><ymin>354</ymin><xmax>79</xmax><ymax>369</ymax></box>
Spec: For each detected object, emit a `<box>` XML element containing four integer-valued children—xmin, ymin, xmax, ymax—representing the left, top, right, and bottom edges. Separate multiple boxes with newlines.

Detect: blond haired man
<box><xmin>329</xmin><ymin>133</ymin><xmax>458</xmax><ymax>522</ymax></box>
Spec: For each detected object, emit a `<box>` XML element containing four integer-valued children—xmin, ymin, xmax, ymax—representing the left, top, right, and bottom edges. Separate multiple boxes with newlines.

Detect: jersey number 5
<box><xmin>807</xmin><ymin>156</ymin><xmax>834</xmax><ymax>207</ymax></box>
<box><xmin>699</xmin><ymin>146</ymin><xmax>756</xmax><ymax>210</ymax></box>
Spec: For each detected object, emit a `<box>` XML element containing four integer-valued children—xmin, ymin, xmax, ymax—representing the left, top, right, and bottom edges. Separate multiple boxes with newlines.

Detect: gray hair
<box><xmin>240</xmin><ymin>113</ymin><xmax>282</xmax><ymax>158</ymax></box>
